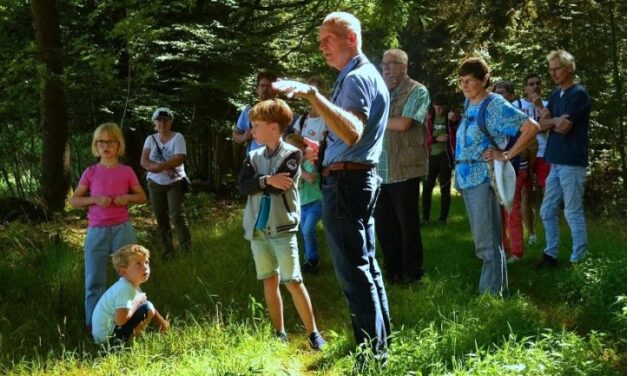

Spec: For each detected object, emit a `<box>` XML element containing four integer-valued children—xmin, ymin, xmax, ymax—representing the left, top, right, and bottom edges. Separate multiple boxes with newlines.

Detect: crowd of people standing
<box><xmin>68</xmin><ymin>10</ymin><xmax>591</xmax><ymax>370</ymax></box>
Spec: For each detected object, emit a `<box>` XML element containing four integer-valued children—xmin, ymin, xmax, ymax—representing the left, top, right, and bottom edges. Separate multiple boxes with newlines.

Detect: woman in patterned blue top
<box><xmin>455</xmin><ymin>57</ymin><xmax>539</xmax><ymax>296</ymax></box>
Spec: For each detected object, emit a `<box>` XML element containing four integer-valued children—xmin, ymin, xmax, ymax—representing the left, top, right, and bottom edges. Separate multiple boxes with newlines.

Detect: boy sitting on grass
<box><xmin>237</xmin><ymin>98</ymin><xmax>326</xmax><ymax>350</ymax></box>
<box><xmin>91</xmin><ymin>244</ymin><xmax>169</xmax><ymax>346</ymax></box>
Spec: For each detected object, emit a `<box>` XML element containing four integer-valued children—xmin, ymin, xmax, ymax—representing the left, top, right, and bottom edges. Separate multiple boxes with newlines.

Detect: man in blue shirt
<box><xmin>536</xmin><ymin>50</ymin><xmax>591</xmax><ymax>267</ymax></box>
<box><xmin>273</xmin><ymin>11</ymin><xmax>391</xmax><ymax>365</ymax></box>
<box><xmin>233</xmin><ymin>71</ymin><xmax>278</xmax><ymax>153</ymax></box>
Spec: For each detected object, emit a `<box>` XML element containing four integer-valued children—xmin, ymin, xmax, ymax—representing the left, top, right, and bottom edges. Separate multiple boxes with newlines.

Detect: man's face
<box><xmin>319</xmin><ymin>24</ymin><xmax>355</xmax><ymax>70</ymax></box>
<box><xmin>548</xmin><ymin>58</ymin><xmax>573</xmax><ymax>86</ymax></box>
<box><xmin>524</xmin><ymin>77</ymin><xmax>542</xmax><ymax>97</ymax></box>
<box><xmin>381</xmin><ymin>53</ymin><xmax>407</xmax><ymax>89</ymax></box>
<box><xmin>433</xmin><ymin>105</ymin><xmax>446</xmax><ymax>116</ymax></box>
<box><xmin>256</xmin><ymin>78</ymin><xmax>276</xmax><ymax>101</ymax></box>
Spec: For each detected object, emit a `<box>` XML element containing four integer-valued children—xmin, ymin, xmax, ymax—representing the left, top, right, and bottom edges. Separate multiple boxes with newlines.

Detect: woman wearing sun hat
<box><xmin>141</xmin><ymin>107</ymin><xmax>191</xmax><ymax>258</ymax></box>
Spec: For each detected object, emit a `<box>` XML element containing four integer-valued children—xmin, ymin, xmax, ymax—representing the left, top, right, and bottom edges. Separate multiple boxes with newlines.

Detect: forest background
<box><xmin>0</xmin><ymin>0</ymin><xmax>625</xmax><ymax>216</ymax></box>
<box><xmin>1</xmin><ymin>1</ymin><xmax>627</xmax><ymax>374</ymax></box>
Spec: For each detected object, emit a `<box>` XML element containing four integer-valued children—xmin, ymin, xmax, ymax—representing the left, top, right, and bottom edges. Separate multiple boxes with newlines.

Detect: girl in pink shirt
<box><xmin>70</xmin><ymin>123</ymin><xmax>146</xmax><ymax>333</ymax></box>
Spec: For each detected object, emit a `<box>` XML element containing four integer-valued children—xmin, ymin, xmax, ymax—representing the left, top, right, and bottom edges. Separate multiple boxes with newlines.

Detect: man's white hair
<box><xmin>547</xmin><ymin>49</ymin><xmax>576</xmax><ymax>72</ymax></box>
<box><xmin>384</xmin><ymin>48</ymin><xmax>408</xmax><ymax>65</ymax></box>
<box><xmin>322</xmin><ymin>12</ymin><xmax>362</xmax><ymax>49</ymax></box>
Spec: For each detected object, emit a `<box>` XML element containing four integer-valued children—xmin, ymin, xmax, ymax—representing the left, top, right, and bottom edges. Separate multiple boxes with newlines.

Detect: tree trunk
<box><xmin>608</xmin><ymin>0</ymin><xmax>627</xmax><ymax>193</ymax></box>
<box><xmin>32</xmin><ymin>0</ymin><xmax>70</xmax><ymax>212</ymax></box>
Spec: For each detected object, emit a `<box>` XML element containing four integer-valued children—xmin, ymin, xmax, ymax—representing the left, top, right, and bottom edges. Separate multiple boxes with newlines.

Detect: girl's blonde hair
<box><xmin>91</xmin><ymin>122</ymin><xmax>126</xmax><ymax>157</ymax></box>
<box><xmin>111</xmin><ymin>244</ymin><xmax>150</xmax><ymax>272</ymax></box>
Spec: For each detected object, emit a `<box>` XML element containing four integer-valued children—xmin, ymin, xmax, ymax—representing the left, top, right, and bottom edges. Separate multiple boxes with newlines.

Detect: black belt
<box><xmin>321</xmin><ymin>162</ymin><xmax>374</xmax><ymax>177</ymax></box>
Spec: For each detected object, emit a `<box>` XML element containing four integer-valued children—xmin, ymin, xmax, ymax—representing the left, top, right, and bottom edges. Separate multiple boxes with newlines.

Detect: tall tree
<box><xmin>32</xmin><ymin>0</ymin><xmax>70</xmax><ymax>211</ymax></box>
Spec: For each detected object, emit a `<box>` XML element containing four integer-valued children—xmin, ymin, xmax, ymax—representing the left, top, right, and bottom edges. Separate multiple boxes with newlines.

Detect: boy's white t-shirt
<box><xmin>91</xmin><ymin>277</ymin><xmax>140</xmax><ymax>344</ymax></box>
<box><xmin>294</xmin><ymin>116</ymin><xmax>326</xmax><ymax>142</ymax></box>
<box><xmin>143</xmin><ymin>132</ymin><xmax>187</xmax><ymax>185</ymax></box>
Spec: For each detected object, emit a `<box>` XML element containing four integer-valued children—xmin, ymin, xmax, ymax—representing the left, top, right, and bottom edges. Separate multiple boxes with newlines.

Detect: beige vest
<box><xmin>386</xmin><ymin>77</ymin><xmax>428</xmax><ymax>181</ymax></box>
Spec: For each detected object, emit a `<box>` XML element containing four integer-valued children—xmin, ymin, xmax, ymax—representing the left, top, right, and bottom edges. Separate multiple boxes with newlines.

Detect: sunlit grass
<box><xmin>0</xmin><ymin>190</ymin><xmax>625</xmax><ymax>374</ymax></box>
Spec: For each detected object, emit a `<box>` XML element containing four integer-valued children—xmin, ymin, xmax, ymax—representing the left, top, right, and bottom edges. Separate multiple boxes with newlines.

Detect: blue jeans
<box><xmin>84</xmin><ymin>221</ymin><xmax>137</xmax><ymax>325</ymax></box>
<box><xmin>540</xmin><ymin>164</ymin><xmax>588</xmax><ymax>262</ymax></box>
<box><xmin>300</xmin><ymin>201</ymin><xmax>322</xmax><ymax>263</ymax></box>
<box><xmin>322</xmin><ymin>169</ymin><xmax>390</xmax><ymax>355</ymax></box>
<box><xmin>110</xmin><ymin>301</ymin><xmax>154</xmax><ymax>346</ymax></box>
<box><xmin>461</xmin><ymin>182</ymin><xmax>508</xmax><ymax>295</ymax></box>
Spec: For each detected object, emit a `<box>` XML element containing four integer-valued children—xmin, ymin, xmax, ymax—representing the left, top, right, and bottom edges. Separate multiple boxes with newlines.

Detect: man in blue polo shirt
<box><xmin>536</xmin><ymin>50</ymin><xmax>591</xmax><ymax>268</ymax></box>
<box><xmin>273</xmin><ymin>11</ymin><xmax>390</xmax><ymax>365</ymax></box>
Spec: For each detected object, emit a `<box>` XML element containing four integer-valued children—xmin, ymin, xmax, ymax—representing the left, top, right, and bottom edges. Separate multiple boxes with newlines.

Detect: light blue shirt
<box><xmin>324</xmin><ymin>54</ymin><xmax>390</xmax><ymax>166</ymax></box>
<box><xmin>91</xmin><ymin>277</ymin><xmax>141</xmax><ymax>344</ymax></box>
<box><xmin>236</xmin><ymin>106</ymin><xmax>263</xmax><ymax>153</ymax></box>
<box><xmin>455</xmin><ymin>94</ymin><xmax>527</xmax><ymax>190</ymax></box>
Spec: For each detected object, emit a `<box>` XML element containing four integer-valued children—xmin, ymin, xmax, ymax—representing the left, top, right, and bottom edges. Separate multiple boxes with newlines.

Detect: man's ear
<box><xmin>347</xmin><ymin>31</ymin><xmax>358</xmax><ymax>48</ymax></box>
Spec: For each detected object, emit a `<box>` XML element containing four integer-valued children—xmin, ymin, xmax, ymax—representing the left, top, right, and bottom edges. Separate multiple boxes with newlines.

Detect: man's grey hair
<box><xmin>383</xmin><ymin>48</ymin><xmax>408</xmax><ymax>65</ymax></box>
<box><xmin>322</xmin><ymin>12</ymin><xmax>362</xmax><ymax>50</ymax></box>
<box><xmin>547</xmin><ymin>49</ymin><xmax>576</xmax><ymax>72</ymax></box>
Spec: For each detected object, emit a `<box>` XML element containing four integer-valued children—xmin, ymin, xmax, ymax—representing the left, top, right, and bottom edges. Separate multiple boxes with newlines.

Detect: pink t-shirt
<box><xmin>78</xmin><ymin>164</ymin><xmax>140</xmax><ymax>227</ymax></box>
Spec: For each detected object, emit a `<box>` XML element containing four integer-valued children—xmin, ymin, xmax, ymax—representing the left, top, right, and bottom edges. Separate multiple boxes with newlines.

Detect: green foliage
<box><xmin>0</xmin><ymin>0</ymin><xmax>625</xmax><ymax>212</ymax></box>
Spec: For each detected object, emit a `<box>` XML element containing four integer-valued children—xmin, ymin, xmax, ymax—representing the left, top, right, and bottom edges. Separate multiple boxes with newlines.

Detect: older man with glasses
<box><xmin>375</xmin><ymin>48</ymin><xmax>430</xmax><ymax>285</ymax></box>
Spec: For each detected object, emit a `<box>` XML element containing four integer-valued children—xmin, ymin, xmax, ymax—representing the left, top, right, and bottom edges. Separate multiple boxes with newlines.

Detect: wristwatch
<box><xmin>503</xmin><ymin>151</ymin><xmax>510</xmax><ymax>161</ymax></box>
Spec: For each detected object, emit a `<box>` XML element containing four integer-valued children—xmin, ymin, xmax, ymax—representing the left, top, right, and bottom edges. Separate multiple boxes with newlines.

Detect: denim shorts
<box><xmin>250</xmin><ymin>230</ymin><xmax>302</xmax><ymax>283</ymax></box>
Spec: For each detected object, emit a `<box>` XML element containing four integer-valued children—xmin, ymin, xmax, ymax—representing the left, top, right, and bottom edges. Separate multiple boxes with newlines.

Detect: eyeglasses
<box><xmin>458</xmin><ymin>77</ymin><xmax>481</xmax><ymax>87</ymax></box>
<box><xmin>380</xmin><ymin>61</ymin><xmax>403</xmax><ymax>69</ymax></box>
<box><xmin>548</xmin><ymin>66</ymin><xmax>564</xmax><ymax>74</ymax></box>
<box><xmin>96</xmin><ymin>140</ymin><xmax>119</xmax><ymax>147</ymax></box>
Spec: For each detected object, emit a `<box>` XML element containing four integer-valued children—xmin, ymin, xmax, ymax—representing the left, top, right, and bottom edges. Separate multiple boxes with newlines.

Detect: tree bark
<box><xmin>32</xmin><ymin>0</ymin><xmax>70</xmax><ymax>212</ymax></box>
<box><xmin>608</xmin><ymin>0</ymin><xmax>627</xmax><ymax>193</ymax></box>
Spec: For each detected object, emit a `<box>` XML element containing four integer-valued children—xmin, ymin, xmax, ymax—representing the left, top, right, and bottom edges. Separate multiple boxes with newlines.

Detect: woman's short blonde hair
<box><xmin>91</xmin><ymin>122</ymin><xmax>126</xmax><ymax>157</ymax></box>
<box><xmin>111</xmin><ymin>244</ymin><xmax>150</xmax><ymax>272</ymax></box>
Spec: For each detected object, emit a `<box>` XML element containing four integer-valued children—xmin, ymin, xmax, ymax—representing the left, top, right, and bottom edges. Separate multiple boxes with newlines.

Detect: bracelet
<box><xmin>503</xmin><ymin>151</ymin><xmax>510</xmax><ymax>161</ymax></box>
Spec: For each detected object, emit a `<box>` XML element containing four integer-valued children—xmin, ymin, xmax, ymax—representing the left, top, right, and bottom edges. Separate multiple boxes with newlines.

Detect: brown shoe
<box><xmin>532</xmin><ymin>253</ymin><xmax>558</xmax><ymax>268</ymax></box>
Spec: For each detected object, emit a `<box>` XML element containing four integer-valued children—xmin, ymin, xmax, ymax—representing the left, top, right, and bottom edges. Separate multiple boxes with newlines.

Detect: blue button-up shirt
<box><xmin>236</xmin><ymin>106</ymin><xmax>263</xmax><ymax>153</ymax></box>
<box><xmin>324</xmin><ymin>54</ymin><xmax>390</xmax><ymax>166</ymax></box>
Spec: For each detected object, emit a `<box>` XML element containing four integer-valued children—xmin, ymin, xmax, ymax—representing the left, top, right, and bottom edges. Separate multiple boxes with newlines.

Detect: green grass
<box><xmin>0</xmin><ymin>191</ymin><xmax>625</xmax><ymax>375</ymax></box>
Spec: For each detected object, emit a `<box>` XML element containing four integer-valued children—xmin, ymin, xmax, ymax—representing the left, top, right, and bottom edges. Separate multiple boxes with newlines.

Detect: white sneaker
<box><xmin>528</xmin><ymin>234</ymin><xmax>537</xmax><ymax>246</ymax></box>
<box><xmin>507</xmin><ymin>255</ymin><xmax>522</xmax><ymax>264</ymax></box>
